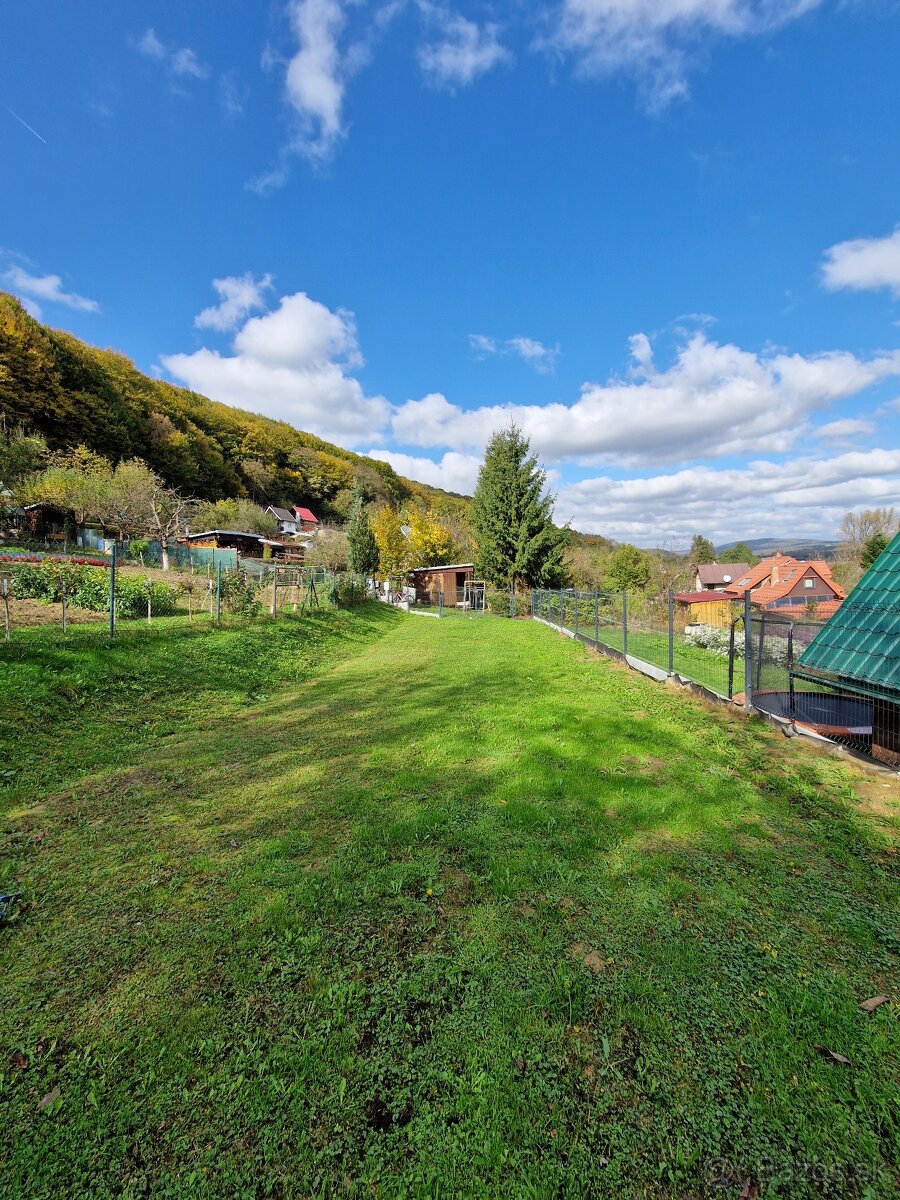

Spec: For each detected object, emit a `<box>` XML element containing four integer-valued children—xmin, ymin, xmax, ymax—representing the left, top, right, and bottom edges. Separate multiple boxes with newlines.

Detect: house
<box><xmin>407</xmin><ymin>563</ymin><xmax>475</xmax><ymax>607</ymax></box>
<box><xmin>177</xmin><ymin>530</ymin><xmax>303</xmax><ymax>560</ymax></box>
<box><xmin>726</xmin><ymin>553</ymin><xmax>844</xmax><ymax>617</ymax></box>
<box><xmin>797</xmin><ymin>532</ymin><xmax>900</xmax><ymax>765</ymax></box>
<box><xmin>693</xmin><ymin>563</ymin><xmax>750</xmax><ymax>592</ymax></box>
<box><xmin>674</xmin><ymin>591</ymin><xmax>741</xmax><ymax>629</ymax></box>
<box><xmin>293</xmin><ymin>506</ymin><xmax>319</xmax><ymax>532</ymax></box>
<box><xmin>266</xmin><ymin>506</ymin><xmax>301</xmax><ymax>536</ymax></box>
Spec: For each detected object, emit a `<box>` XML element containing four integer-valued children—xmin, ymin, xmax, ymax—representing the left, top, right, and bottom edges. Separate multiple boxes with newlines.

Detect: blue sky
<box><xmin>3</xmin><ymin>0</ymin><xmax>900</xmax><ymax>547</ymax></box>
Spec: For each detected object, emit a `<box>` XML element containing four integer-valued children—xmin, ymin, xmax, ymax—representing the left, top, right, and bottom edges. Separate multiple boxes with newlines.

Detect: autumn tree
<box><xmin>305</xmin><ymin>525</ymin><xmax>350</xmax><ymax>572</ymax></box>
<box><xmin>191</xmin><ymin>498</ymin><xmax>278</xmax><ymax>537</ymax></box>
<box><xmin>371</xmin><ymin>505</ymin><xmax>408</xmax><ymax>580</ymax></box>
<box><xmin>470</xmin><ymin>426</ymin><xmax>567</xmax><ymax>590</ymax></box>
<box><xmin>406</xmin><ymin>506</ymin><xmax>453</xmax><ymax>569</ymax></box>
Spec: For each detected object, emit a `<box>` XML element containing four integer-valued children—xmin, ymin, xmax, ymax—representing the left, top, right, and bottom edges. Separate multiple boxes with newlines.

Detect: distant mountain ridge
<box><xmin>717</xmin><ymin>537</ymin><xmax>840</xmax><ymax>560</ymax></box>
<box><xmin>0</xmin><ymin>292</ymin><xmax>467</xmax><ymax>520</ymax></box>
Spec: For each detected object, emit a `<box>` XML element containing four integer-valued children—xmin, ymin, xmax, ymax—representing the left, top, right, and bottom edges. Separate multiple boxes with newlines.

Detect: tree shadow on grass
<box><xmin>2</xmin><ymin>619</ymin><xmax>898</xmax><ymax>1199</ymax></box>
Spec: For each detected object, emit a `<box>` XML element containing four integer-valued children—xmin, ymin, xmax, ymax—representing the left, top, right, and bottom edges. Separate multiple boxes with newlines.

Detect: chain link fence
<box><xmin>533</xmin><ymin>588</ymin><xmax>742</xmax><ymax>701</ymax></box>
<box><xmin>747</xmin><ymin>612</ymin><xmax>900</xmax><ymax>766</ymax></box>
<box><xmin>533</xmin><ymin>589</ymin><xmax>900</xmax><ymax>768</ymax></box>
<box><xmin>0</xmin><ymin>550</ymin><xmax>364</xmax><ymax>645</ymax></box>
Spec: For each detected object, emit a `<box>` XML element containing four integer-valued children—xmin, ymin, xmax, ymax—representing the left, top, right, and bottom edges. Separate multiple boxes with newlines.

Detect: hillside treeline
<box><xmin>0</xmin><ymin>292</ymin><xmax>465</xmax><ymax>521</ymax></box>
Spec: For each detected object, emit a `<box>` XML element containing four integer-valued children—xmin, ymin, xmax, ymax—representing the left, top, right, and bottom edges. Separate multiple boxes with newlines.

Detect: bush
<box><xmin>684</xmin><ymin>623</ymin><xmax>743</xmax><ymax>659</ymax></box>
<box><xmin>9</xmin><ymin>559</ymin><xmax>178</xmax><ymax>618</ymax></box>
<box><xmin>486</xmin><ymin>590</ymin><xmax>510</xmax><ymax>616</ymax></box>
<box><xmin>333</xmin><ymin>574</ymin><xmax>369</xmax><ymax>608</ymax></box>
<box><xmin>219</xmin><ymin>571</ymin><xmax>265</xmax><ymax>617</ymax></box>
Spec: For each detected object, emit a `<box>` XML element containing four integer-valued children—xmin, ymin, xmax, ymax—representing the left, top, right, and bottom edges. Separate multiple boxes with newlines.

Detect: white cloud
<box><xmin>469</xmin><ymin>332</ymin><xmax>559</xmax><ymax>373</ymax></box>
<box><xmin>367</xmin><ymin>448</ymin><xmax>483</xmax><ymax>493</ymax></box>
<box><xmin>138</xmin><ymin>28</ymin><xmax>210</xmax><ymax>80</ymax></box>
<box><xmin>194</xmin><ymin>274</ymin><xmax>274</xmax><ymax>332</ymax></box>
<box><xmin>395</xmin><ymin>333</ymin><xmax>900</xmax><ymax>467</ymax></box>
<box><xmin>417</xmin><ymin>4</ymin><xmax>511</xmax><ymax>88</ymax></box>
<box><xmin>555</xmin><ymin>449</ymin><xmax>900</xmax><ymax>544</ymax></box>
<box><xmin>546</xmin><ymin>0</ymin><xmax>823</xmax><ymax>109</ymax></box>
<box><xmin>506</xmin><ymin>336</ymin><xmax>559</xmax><ymax>373</ymax></box>
<box><xmin>821</xmin><ymin>227</ymin><xmax>900</xmax><ymax>298</ymax></box>
<box><xmin>469</xmin><ymin>333</ymin><xmax>498</xmax><ymax>356</ymax></box>
<box><xmin>284</xmin><ymin>0</ymin><xmax>348</xmax><ymax>159</ymax></box>
<box><xmin>138</xmin><ymin>29</ymin><xmax>166</xmax><ymax>60</ymax></box>
<box><xmin>817</xmin><ymin>417</ymin><xmax>876</xmax><ymax>440</ymax></box>
<box><xmin>162</xmin><ymin>289</ymin><xmax>388</xmax><ymax>445</ymax></box>
<box><xmin>4</xmin><ymin>266</ymin><xmax>99</xmax><ymax>313</ymax></box>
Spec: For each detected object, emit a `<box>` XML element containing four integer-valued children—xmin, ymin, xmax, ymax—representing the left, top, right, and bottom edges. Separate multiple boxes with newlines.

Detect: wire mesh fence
<box><xmin>533</xmin><ymin>588</ymin><xmax>741</xmax><ymax>700</ymax></box>
<box><xmin>747</xmin><ymin>612</ymin><xmax>900</xmax><ymax>766</ymax></box>
<box><xmin>533</xmin><ymin>589</ymin><xmax>900</xmax><ymax>768</ymax></box>
<box><xmin>406</xmin><ymin>584</ymin><xmax>529</xmax><ymax>618</ymax></box>
<box><xmin>0</xmin><ymin>550</ymin><xmax>364</xmax><ymax>646</ymax></box>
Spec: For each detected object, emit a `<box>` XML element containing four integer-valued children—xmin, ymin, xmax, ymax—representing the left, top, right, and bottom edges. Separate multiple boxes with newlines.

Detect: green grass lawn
<box><xmin>1</xmin><ymin>609</ymin><xmax>898</xmax><ymax>1198</ymax></box>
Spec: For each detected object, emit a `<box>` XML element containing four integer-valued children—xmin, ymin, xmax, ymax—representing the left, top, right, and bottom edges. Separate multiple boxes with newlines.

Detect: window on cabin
<box><xmin>804</xmin><ymin>578</ymin><xmax>815</xmax><ymax>588</ymax></box>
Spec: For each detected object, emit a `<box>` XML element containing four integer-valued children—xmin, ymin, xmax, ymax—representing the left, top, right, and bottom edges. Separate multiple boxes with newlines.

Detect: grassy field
<box><xmin>1</xmin><ymin>608</ymin><xmax>898</xmax><ymax>1198</ymax></box>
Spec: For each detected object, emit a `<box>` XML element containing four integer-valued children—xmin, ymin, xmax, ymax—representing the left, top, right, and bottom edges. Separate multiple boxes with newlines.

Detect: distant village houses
<box><xmin>679</xmin><ymin>553</ymin><xmax>845</xmax><ymax>626</ymax></box>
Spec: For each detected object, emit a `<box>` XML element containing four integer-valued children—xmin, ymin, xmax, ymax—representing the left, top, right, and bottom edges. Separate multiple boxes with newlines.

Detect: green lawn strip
<box><xmin>1</xmin><ymin>615</ymin><xmax>897</xmax><ymax>1198</ymax></box>
<box><xmin>0</xmin><ymin>605</ymin><xmax>403</xmax><ymax>801</ymax></box>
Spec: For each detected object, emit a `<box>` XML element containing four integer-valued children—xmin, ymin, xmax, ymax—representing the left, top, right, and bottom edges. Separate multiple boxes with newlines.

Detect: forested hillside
<box><xmin>0</xmin><ymin>292</ymin><xmax>465</xmax><ymax>520</ymax></box>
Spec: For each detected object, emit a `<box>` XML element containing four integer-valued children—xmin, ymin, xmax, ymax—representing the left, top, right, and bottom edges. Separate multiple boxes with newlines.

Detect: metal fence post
<box><xmin>559</xmin><ymin>589</ymin><xmax>564</xmax><ymax>628</ymax></box>
<box><xmin>622</xmin><ymin>591</ymin><xmax>628</xmax><ymax>657</ymax></box>
<box><xmin>272</xmin><ymin>570</ymin><xmax>278</xmax><ymax>616</ymax></box>
<box><xmin>531</xmin><ymin>590</ymin><xmax>535</xmax><ymax>618</ymax></box>
<box><xmin>594</xmin><ymin>591</ymin><xmax>599</xmax><ymax>643</ymax></box>
<box><xmin>743</xmin><ymin>593</ymin><xmax>752</xmax><ymax>711</ymax></box>
<box><xmin>788</xmin><ymin>625</ymin><xmax>795</xmax><ymax>718</ymax></box>
<box><xmin>108</xmin><ymin>542</ymin><xmax>116</xmax><ymax>639</ymax></box>
<box><xmin>667</xmin><ymin>589</ymin><xmax>674</xmax><ymax>675</ymax></box>
<box><xmin>215</xmin><ymin>562</ymin><xmax>222</xmax><ymax>625</ymax></box>
<box><xmin>574</xmin><ymin>591</ymin><xmax>579</xmax><ymax>638</ymax></box>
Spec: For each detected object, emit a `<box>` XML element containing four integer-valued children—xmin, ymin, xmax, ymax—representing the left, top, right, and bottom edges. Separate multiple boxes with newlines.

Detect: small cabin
<box><xmin>407</xmin><ymin>564</ymin><xmax>475</xmax><ymax>607</ymax></box>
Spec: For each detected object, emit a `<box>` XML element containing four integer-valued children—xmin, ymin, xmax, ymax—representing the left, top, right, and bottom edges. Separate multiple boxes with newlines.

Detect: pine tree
<box><xmin>728</xmin><ymin>541</ymin><xmax>759</xmax><ymax>566</ymax></box>
<box><xmin>347</xmin><ymin>481</ymin><xmax>379</xmax><ymax>577</ymax></box>
<box><xmin>471</xmin><ymin>425</ymin><xmax>567</xmax><ymax>590</ymax></box>
<box><xmin>689</xmin><ymin>534</ymin><xmax>716</xmax><ymax>563</ymax></box>
<box><xmin>861</xmin><ymin>531</ymin><xmax>890</xmax><ymax>570</ymax></box>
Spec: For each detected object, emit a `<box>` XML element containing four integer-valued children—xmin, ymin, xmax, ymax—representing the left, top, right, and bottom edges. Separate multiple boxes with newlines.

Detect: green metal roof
<box><xmin>799</xmin><ymin>532</ymin><xmax>900</xmax><ymax>691</ymax></box>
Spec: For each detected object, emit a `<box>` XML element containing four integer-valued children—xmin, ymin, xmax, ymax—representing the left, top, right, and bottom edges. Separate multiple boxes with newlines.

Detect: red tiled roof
<box><xmin>812</xmin><ymin>600</ymin><xmax>843</xmax><ymax>621</ymax></box>
<box><xmin>751</xmin><ymin>564</ymin><xmax>844</xmax><ymax>608</ymax></box>
<box><xmin>292</xmin><ymin>507</ymin><xmax>318</xmax><ymax>523</ymax></box>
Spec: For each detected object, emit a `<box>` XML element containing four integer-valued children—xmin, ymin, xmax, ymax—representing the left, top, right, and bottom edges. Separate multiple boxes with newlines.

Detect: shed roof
<box><xmin>799</xmin><ymin>531</ymin><xmax>900</xmax><ymax>691</ymax></box>
<box><xmin>180</xmin><ymin>529</ymin><xmax>264</xmax><ymax>542</ymax></box>
<box><xmin>696</xmin><ymin>563</ymin><xmax>749</xmax><ymax>586</ymax></box>
<box><xmin>293</xmin><ymin>507</ymin><xmax>318</xmax><ymax>523</ymax></box>
<box><xmin>267</xmin><ymin>506</ymin><xmax>296</xmax><ymax>522</ymax></box>
<box><xmin>407</xmin><ymin>563</ymin><xmax>474</xmax><ymax>573</ymax></box>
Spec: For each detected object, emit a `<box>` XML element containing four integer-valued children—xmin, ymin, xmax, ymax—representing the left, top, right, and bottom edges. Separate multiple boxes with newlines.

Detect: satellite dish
<box><xmin>723</xmin><ymin>574</ymin><xmax>732</xmax><ymax>583</ymax></box>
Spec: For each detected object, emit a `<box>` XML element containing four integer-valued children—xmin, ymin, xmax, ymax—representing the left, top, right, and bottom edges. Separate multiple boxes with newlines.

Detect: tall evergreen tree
<box><xmin>861</xmin><ymin>530</ymin><xmax>890</xmax><ymax>569</ymax></box>
<box><xmin>471</xmin><ymin>425</ymin><xmax>566</xmax><ymax>589</ymax></box>
<box><xmin>689</xmin><ymin>534</ymin><xmax>716</xmax><ymax>563</ymax></box>
<box><xmin>347</xmin><ymin>481</ymin><xmax>379</xmax><ymax>577</ymax></box>
<box><xmin>728</xmin><ymin>541</ymin><xmax>759</xmax><ymax>566</ymax></box>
